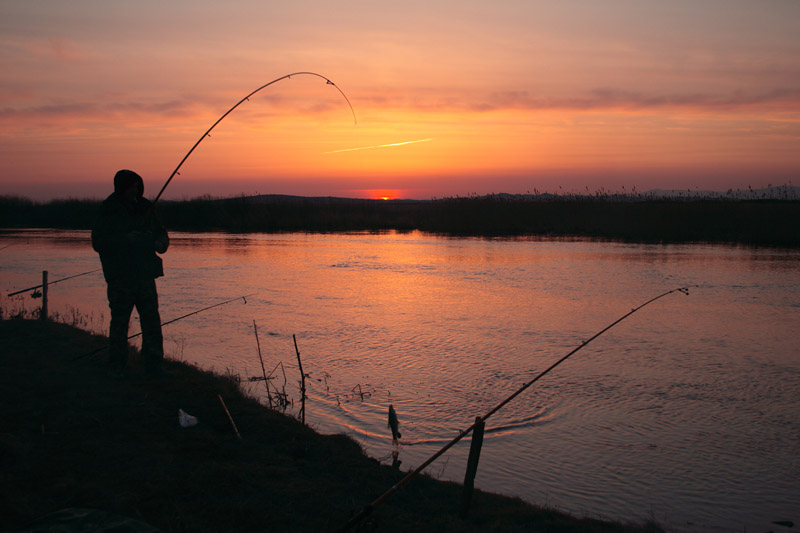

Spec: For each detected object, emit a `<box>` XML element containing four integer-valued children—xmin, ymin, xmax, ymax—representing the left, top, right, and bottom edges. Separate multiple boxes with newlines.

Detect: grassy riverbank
<box><xmin>0</xmin><ymin>318</ymin><xmax>662</xmax><ymax>532</ymax></box>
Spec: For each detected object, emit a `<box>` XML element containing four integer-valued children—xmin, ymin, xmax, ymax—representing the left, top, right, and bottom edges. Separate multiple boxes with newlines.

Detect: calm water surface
<box><xmin>2</xmin><ymin>229</ymin><xmax>798</xmax><ymax>532</ymax></box>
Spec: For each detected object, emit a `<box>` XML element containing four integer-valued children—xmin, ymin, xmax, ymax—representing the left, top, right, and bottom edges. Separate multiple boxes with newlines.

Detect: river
<box><xmin>2</xmin><ymin>229</ymin><xmax>798</xmax><ymax>532</ymax></box>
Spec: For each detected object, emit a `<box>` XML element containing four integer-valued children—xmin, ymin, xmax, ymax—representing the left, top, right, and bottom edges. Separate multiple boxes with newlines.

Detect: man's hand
<box><xmin>154</xmin><ymin>237</ymin><xmax>168</xmax><ymax>254</ymax></box>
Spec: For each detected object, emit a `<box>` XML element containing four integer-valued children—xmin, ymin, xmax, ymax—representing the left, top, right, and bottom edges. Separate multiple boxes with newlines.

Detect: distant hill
<box><xmin>238</xmin><ymin>185</ymin><xmax>800</xmax><ymax>204</ymax></box>
<box><xmin>243</xmin><ymin>194</ymin><xmax>423</xmax><ymax>205</ymax></box>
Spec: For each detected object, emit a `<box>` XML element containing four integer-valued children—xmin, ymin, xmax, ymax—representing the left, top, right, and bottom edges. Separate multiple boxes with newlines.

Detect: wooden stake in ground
<box><xmin>40</xmin><ymin>271</ymin><xmax>48</xmax><ymax>321</ymax></box>
<box><xmin>218</xmin><ymin>394</ymin><xmax>242</xmax><ymax>440</ymax></box>
<box><xmin>460</xmin><ymin>416</ymin><xmax>486</xmax><ymax>518</ymax></box>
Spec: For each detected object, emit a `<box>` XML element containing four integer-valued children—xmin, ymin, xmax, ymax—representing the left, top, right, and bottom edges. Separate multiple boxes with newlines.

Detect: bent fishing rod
<box><xmin>7</xmin><ymin>269</ymin><xmax>102</xmax><ymax>298</ymax></box>
<box><xmin>134</xmin><ymin>292</ymin><xmax>257</xmax><ymax>337</ymax></box>
<box><xmin>73</xmin><ymin>293</ymin><xmax>256</xmax><ymax>361</ymax></box>
<box><xmin>151</xmin><ymin>72</ymin><xmax>357</xmax><ymax>207</ymax></box>
<box><xmin>337</xmin><ymin>285</ymin><xmax>695</xmax><ymax>532</ymax></box>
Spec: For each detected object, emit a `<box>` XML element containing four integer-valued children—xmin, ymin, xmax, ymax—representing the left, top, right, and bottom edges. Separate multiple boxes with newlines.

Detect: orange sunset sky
<box><xmin>1</xmin><ymin>0</ymin><xmax>798</xmax><ymax>201</ymax></box>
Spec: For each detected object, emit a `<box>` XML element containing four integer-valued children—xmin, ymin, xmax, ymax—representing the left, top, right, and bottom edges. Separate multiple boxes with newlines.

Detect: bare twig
<box><xmin>293</xmin><ymin>334</ymin><xmax>306</xmax><ymax>425</ymax></box>
<box><xmin>218</xmin><ymin>394</ymin><xmax>242</xmax><ymax>440</ymax></box>
<box><xmin>253</xmin><ymin>321</ymin><xmax>272</xmax><ymax>406</ymax></box>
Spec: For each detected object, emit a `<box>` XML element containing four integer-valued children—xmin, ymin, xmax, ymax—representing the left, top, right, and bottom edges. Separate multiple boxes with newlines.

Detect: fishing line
<box><xmin>7</xmin><ymin>269</ymin><xmax>102</xmax><ymax>298</ymax></box>
<box><xmin>72</xmin><ymin>293</ymin><xmax>257</xmax><ymax>361</ymax></box>
<box><xmin>151</xmin><ymin>72</ymin><xmax>357</xmax><ymax>206</ymax></box>
<box><xmin>337</xmin><ymin>285</ymin><xmax>695</xmax><ymax>532</ymax></box>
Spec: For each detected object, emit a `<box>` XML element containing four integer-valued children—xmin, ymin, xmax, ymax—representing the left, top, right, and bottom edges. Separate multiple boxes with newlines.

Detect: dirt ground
<box><xmin>0</xmin><ymin>318</ymin><xmax>662</xmax><ymax>532</ymax></box>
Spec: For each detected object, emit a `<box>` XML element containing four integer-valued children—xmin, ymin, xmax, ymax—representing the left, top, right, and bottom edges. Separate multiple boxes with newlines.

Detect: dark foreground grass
<box><xmin>0</xmin><ymin>319</ymin><xmax>662</xmax><ymax>532</ymax></box>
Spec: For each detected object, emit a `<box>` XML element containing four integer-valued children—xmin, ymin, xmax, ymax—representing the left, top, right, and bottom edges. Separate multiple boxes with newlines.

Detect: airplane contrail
<box><xmin>325</xmin><ymin>138</ymin><xmax>432</xmax><ymax>154</ymax></box>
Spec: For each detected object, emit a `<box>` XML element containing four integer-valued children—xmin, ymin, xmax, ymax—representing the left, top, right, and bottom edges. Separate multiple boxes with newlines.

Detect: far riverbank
<box><xmin>2</xmin><ymin>193</ymin><xmax>798</xmax><ymax>246</ymax></box>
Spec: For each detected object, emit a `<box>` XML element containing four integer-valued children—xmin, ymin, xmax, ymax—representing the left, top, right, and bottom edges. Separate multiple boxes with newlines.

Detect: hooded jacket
<box><xmin>91</xmin><ymin>192</ymin><xmax>169</xmax><ymax>283</ymax></box>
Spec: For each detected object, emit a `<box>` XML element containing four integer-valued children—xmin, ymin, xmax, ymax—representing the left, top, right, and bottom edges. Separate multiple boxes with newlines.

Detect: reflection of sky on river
<box><xmin>2</xmin><ymin>229</ymin><xmax>798</xmax><ymax>532</ymax></box>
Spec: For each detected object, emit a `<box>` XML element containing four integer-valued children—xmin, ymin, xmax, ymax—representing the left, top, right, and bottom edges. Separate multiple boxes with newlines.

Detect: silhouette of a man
<box><xmin>92</xmin><ymin>169</ymin><xmax>170</xmax><ymax>377</ymax></box>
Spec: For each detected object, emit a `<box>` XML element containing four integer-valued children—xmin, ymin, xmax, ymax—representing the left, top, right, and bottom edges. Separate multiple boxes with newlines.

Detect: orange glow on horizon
<box><xmin>3</xmin><ymin>98</ymin><xmax>796</xmax><ymax>201</ymax></box>
<box><xmin>362</xmin><ymin>189</ymin><xmax>402</xmax><ymax>200</ymax></box>
<box><xmin>2</xmin><ymin>3</ymin><xmax>799</xmax><ymax>201</ymax></box>
<box><xmin>177</xmin><ymin>105</ymin><xmax>794</xmax><ymax>187</ymax></box>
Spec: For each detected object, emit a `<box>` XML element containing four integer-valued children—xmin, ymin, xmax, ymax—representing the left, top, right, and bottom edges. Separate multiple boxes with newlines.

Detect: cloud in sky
<box><xmin>1</xmin><ymin>0</ymin><xmax>799</xmax><ymax>200</ymax></box>
<box><xmin>475</xmin><ymin>87</ymin><xmax>800</xmax><ymax>112</ymax></box>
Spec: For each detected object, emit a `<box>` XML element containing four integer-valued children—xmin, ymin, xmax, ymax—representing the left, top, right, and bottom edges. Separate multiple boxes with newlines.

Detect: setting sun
<box><xmin>363</xmin><ymin>189</ymin><xmax>401</xmax><ymax>200</ymax></box>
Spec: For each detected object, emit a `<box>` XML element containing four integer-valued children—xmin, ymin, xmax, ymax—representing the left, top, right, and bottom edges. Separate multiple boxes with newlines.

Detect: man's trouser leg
<box><xmin>137</xmin><ymin>278</ymin><xmax>164</xmax><ymax>372</ymax></box>
<box><xmin>107</xmin><ymin>281</ymin><xmax>135</xmax><ymax>372</ymax></box>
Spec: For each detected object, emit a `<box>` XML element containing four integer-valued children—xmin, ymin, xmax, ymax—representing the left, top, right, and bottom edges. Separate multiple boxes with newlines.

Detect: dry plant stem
<box><xmin>253</xmin><ymin>320</ymin><xmax>272</xmax><ymax>406</ymax></box>
<box><xmin>293</xmin><ymin>334</ymin><xmax>306</xmax><ymax>425</ymax></box>
<box><xmin>218</xmin><ymin>394</ymin><xmax>242</xmax><ymax>440</ymax></box>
